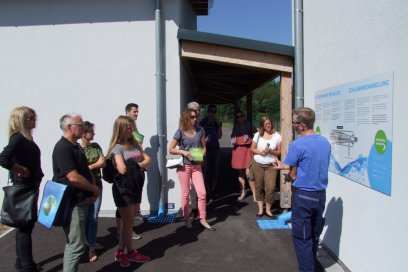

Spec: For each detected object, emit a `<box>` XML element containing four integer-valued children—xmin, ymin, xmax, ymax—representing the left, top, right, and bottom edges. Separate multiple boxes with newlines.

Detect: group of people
<box><xmin>230</xmin><ymin>109</ymin><xmax>282</xmax><ymax>219</ymax></box>
<box><xmin>0</xmin><ymin>103</ymin><xmax>151</xmax><ymax>271</ymax></box>
<box><xmin>0</xmin><ymin>103</ymin><xmax>330</xmax><ymax>272</ymax></box>
<box><xmin>173</xmin><ymin>103</ymin><xmax>330</xmax><ymax>272</ymax></box>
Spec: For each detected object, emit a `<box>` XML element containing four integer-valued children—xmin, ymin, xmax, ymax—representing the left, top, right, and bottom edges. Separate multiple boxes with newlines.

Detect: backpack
<box><xmin>102</xmin><ymin>158</ymin><xmax>117</xmax><ymax>184</ymax></box>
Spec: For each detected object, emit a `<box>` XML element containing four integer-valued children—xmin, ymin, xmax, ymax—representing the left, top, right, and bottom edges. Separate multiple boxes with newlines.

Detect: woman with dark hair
<box><xmin>106</xmin><ymin>116</ymin><xmax>151</xmax><ymax>268</ymax></box>
<box><xmin>0</xmin><ymin>106</ymin><xmax>43</xmax><ymax>272</ymax></box>
<box><xmin>231</xmin><ymin>111</ymin><xmax>253</xmax><ymax>201</ymax></box>
<box><xmin>80</xmin><ymin>121</ymin><xmax>105</xmax><ymax>262</ymax></box>
<box><xmin>168</xmin><ymin>108</ymin><xmax>215</xmax><ymax>231</ymax></box>
<box><xmin>250</xmin><ymin>116</ymin><xmax>281</xmax><ymax>218</ymax></box>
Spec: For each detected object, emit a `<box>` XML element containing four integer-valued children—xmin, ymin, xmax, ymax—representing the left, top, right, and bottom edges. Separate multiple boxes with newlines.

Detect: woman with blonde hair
<box><xmin>250</xmin><ymin>116</ymin><xmax>281</xmax><ymax>218</ymax></box>
<box><xmin>168</xmin><ymin>108</ymin><xmax>215</xmax><ymax>231</ymax></box>
<box><xmin>0</xmin><ymin>106</ymin><xmax>43</xmax><ymax>272</ymax></box>
<box><xmin>106</xmin><ymin>116</ymin><xmax>151</xmax><ymax>268</ymax></box>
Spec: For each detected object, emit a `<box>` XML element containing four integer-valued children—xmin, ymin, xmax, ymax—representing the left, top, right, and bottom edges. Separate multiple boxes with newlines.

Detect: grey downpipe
<box><xmin>155</xmin><ymin>0</ymin><xmax>167</xmax><ymax>216</ymax></box>
<box><xmin>294</xmin><ymin>0</ymin><xmax>304</xmax><ymax>109</ymax></box>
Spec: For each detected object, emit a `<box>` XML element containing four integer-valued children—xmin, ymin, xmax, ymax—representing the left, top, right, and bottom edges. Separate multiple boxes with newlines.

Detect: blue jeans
<box><xmin>63</xmin><ymin>203</ymin><xmax>88</xmax><ymax>272</ymax></box>
<box><xmin>291</xmin><ymin>188</ymin><xmax>326</xmax><ymax>272</ymax></box>
<box><xmin>85</xmin><ymin>179</ymin><xmax>102</xmax><ymax>246</ymax></box>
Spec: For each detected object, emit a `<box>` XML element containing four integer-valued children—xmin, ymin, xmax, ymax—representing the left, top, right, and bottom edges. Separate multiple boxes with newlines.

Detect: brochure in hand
<box><xmin>132</xmin><ymin>131</ymin><xmax>144</xmax><ymax>144</ymax></box>
<box><xmin>189</xmin><ymin>147</ymin><xmax>204</xmax><ymax>162</ymax></box>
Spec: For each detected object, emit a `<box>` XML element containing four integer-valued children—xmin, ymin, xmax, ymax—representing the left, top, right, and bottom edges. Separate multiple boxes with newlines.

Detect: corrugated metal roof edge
<box><xmin>177</xmin><ymin>28</ymin><xmax>294</xmax><ymax>57</ymax></box>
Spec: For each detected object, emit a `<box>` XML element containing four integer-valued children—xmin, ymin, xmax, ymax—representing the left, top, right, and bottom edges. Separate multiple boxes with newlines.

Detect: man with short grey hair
<box><xmin>52</xmin><ymin>113</ymin><xmax>101</xmax><ymax>272</ymax></box>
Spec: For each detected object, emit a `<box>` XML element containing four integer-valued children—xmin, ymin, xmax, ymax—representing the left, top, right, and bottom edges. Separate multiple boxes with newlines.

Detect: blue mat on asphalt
<box><xmin>148</xmin><ymin>213</ymin><xmax>177</xmax><ymax>224</ymax></box>
<box><xmin>257</xmin><ymin>219</ymin><xmax>290</xmax><ymax>229</ymax></box>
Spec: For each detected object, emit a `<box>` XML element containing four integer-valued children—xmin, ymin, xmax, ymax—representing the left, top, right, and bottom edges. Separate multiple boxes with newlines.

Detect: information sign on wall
<box><xmin>314</xmin><ymin>73</ymin><xmax>393</xmax><ymax>195</ymax></box>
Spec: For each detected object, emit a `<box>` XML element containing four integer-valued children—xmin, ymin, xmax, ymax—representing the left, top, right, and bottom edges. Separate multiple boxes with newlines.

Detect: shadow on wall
<box><xmin>321</xmin><ymin>197</ymin><xmax>343</xmax><ymax>262</ymax></box>
<box><xmin>145</xmin><ymin>135</ymin><xmax>160</xmax><ymax>214</ymax></box>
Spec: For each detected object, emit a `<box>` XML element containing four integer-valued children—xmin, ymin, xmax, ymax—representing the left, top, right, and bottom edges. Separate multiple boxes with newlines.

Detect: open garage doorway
<box><xmin>178</xmin><ymin>29</ymin><xmax>294</xmax><ymax>208</ymax></box>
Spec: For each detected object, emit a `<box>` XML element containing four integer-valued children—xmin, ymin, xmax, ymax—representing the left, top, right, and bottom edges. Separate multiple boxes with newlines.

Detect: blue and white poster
<box><xmin>38</xmin><ymin>180</ymin><xmax>68</xmax><ymax>228</ymax></box>
<box><xmin>314</xmin><ymin>73</ymin><xmax>393</xmax><ymax>195</ymax></box>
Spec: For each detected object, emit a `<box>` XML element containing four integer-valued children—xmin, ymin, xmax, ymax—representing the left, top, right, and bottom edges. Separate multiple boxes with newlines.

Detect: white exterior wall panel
<box><xmin>0</xmin><ymin>0</ymin><xmax>195</xmax><ymax>216</ymax></box>
<box><xmin>303</xmin><ymin>1</ymin><xmax>408</xmax><ymax>271</ymax></box>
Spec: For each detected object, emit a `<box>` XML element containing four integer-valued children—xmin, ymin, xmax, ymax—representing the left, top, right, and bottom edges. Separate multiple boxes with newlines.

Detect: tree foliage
<box><xmin>201</xmin><ymin>79</ymin><xmax>281</xmax><ymax>130</ymax></box>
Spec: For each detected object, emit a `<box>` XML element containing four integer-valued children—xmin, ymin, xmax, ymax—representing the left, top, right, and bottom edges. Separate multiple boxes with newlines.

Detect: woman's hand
<box><xmin>12</xmin><ymin>164</ymin><xmax>30</xmax><ymax>178</ymax></box>
<box><xmin>243</xmin><ymin>134</ymin><xmax>249</xmax><ymax>142</ymax></box>
<box><xmin>183</xmin><ymin>150</ymin><xmax>193</xmax><ymax>161</ymax></box>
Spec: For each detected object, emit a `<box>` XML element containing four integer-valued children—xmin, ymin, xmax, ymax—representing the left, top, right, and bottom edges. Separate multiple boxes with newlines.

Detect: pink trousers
<box><xmin>177</xmin><ymin>164</ymin><xmax>207</xmax><ymax>219</ymax></box>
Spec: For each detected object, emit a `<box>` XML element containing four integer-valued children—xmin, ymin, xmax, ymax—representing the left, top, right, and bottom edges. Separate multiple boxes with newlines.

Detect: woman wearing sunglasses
<box><xmin>0</xmin><ymin>106</ymin><xmax>43</xmax><ymax>272</ymax></box>
<box><xmin>168</xmin><ymin>108</ymin><xmax>215</xmax><ymax>231</ymax></box>
<box><xmin>231</xmin><ymin>111</ymin><xmax>254</xmax><ymax>201</ymax></box>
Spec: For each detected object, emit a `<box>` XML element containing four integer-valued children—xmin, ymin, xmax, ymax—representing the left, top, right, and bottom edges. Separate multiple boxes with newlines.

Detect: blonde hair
<box><xmin>8</xmin><ymin>106</ymin><xmax>36</xmax><ymax>140</ymax></box>
<box><xmin>106</xmin><ymin>115</ymin><xmax>141</xmax><ymax>156</ymax></box>
<box><xmin>179</xmin><ymin>108</ymin><xmax>197</xmax><ymax>132</ymax></box>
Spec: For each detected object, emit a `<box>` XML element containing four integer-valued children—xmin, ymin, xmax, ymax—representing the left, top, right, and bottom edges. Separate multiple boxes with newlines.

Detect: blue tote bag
<box><xmin>38</xmin><ymin>180</ymin><xmax>72</xmax><ymax>228</ymax></box>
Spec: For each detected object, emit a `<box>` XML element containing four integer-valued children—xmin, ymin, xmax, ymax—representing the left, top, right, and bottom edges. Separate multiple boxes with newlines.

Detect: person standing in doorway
<box><xmin>283</xmin><ymin>107</ymin><xmax>331</xmax><ymax>272</ymax></box>
<box><xmin>231</xmin><ymin>111</ymin><xmax>253</xmax><ymax>201</ymax></box>
<box><xmin>250</xmin><ymin>116</ymin><xmax>281</xmax><ymax>218</ymax></box>
<box><xmin>168</xmin><ymin>108</ymin><xmax>215</xmax><ymax>231</ymax></box>
<box><xmin>186</xmin><ymin>101</ymin><xmax>201</xmax><ymax>216</ymax></box>
<box><xmin>200</xmin><ymin>104</ymin><xmax>222</xmax><ymax>203</ymax></box>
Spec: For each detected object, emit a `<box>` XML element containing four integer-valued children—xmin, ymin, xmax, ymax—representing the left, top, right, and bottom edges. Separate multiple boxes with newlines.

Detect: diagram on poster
<box><xmin>314</xmin><ymin>73</ymin><xmax>393</xmax><ymax>195</ymax></box>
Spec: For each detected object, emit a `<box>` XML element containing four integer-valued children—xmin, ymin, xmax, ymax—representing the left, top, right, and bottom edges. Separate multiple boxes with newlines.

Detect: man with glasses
<box><xmin>283</xmin><ymin>107</ymin><xmax>331</xmax><ymax>272</ymax></box>
<box><xmin>52</xmin><ymin>113</ymin><xmax>101</xmax><ymax>272</ymax></box>
<box><xmin>200</xmin><ymin>104</ymin><xmax>222</xmax><ymax>204</ymax></box>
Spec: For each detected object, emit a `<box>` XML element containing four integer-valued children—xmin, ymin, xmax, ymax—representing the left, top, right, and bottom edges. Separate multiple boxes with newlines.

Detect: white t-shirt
<box><xmin>253</xmin><ymin>131</ymin><xmax>281</xmax><ymax>164</ymax></box>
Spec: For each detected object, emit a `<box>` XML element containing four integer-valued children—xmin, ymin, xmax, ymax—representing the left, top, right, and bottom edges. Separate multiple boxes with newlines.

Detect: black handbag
<box><xmin>1</xmin><ymin>181</ymin><xmax>38</xmax><ymax>228</ymax></box>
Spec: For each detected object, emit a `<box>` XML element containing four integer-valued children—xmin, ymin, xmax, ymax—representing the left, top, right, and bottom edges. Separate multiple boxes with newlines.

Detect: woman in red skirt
<box><xmin>231</xmin><ymin>111</ymin><xmax>253</xmax><ymax>200</ymax></box>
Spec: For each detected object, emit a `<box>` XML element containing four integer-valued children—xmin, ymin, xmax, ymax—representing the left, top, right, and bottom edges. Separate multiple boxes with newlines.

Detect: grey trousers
<box><xmin>63</xmin><ymin>204</ymin><xmax>89</xmax><ymax>272</ymax></box>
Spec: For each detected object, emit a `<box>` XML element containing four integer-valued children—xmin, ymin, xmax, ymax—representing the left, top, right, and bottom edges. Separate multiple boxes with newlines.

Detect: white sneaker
<box><xmin>132</xmin><ymin>232</ymin><xmax>142</xmax><ymax>240</ymax></box>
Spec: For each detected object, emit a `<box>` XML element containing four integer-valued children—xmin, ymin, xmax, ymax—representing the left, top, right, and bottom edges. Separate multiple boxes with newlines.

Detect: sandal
<box><xmin>89</xmin><ymin>248</ymin><xmax>98</xmax><ymax>263</ymax></box>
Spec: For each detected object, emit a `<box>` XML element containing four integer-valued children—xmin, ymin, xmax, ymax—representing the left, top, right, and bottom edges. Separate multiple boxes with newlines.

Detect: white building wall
<box><xmin>0</xmin><ymin>0</ymin><xmax>196</xmax><ymax>216</ymax></box>
<box><xmin>303</xmin><ymin>1</ymin><xmax>408</xmax><ymax>271</ymax></box>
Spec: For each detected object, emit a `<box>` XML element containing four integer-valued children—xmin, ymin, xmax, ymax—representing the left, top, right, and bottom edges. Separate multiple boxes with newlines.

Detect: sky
<box><xmin>197</xmin><ymin>0</ymin><xmax>293</xmax><ymax>45</ymax></box>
